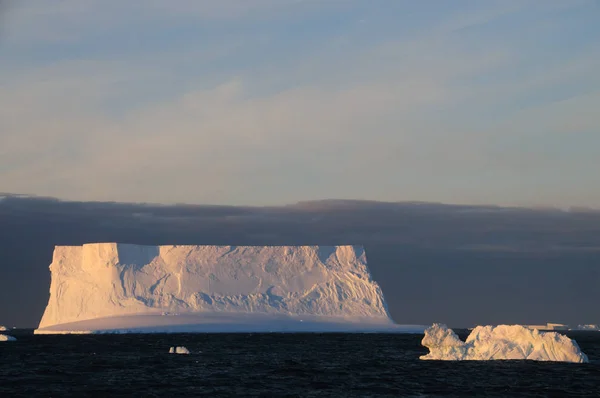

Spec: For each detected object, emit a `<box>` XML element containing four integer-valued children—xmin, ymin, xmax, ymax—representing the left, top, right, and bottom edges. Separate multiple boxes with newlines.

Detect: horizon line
<box><xmin>1</xmin><ymin>192</ymin><xmax>599</xmax><ymax>213</ymax></box>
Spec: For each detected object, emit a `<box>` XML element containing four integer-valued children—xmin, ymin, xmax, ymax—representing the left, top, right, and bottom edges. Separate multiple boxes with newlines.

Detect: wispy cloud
<box><xmin>1</xmin><ymin>0</ymin><xmax>599</xmax><ymax>206</ymax></box>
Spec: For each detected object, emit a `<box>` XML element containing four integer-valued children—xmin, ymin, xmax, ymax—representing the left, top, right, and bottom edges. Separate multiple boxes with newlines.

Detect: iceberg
<box><xmin>0</xmin><ymin>334</ymin><xmax>16</xmax><ymax>342</ymax></box>
<box><xmin>0</xmin><ymin>325</ymin><xmax>7</xmax><ymax>331</ymax></box>
<box><xmin>35</xmin><ymin>243</ymin><xmax>422</xmax><ymax>334</ymax></box>
<box><xmin>421</xmin><ymin>323</ymin><xmax>589</xmax><ymax>363</ymax></box>
<box><xmin>169</xmin><ymin>346</ymin><xmax>190</xmax><ymax>354</ymax></box>
<box><xmin>573</xmin><ymin>324</ymin><xmax>600</xmax><ymax>331</ymax></box>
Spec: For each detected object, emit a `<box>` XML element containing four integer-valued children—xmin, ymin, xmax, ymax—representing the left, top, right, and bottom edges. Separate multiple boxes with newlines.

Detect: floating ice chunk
<box><xmin>573</xmin><ymin>324</ymin><xmax>600</xmax><ymax>331</ymax></box>
<box><xmin>169</xmin><ymin>346</ymin><xmax>190</xmax><ymax>354</ymax></box>
<box><xmin>0</xmin><ymin>334</ymin><xmax>17</xmax><ymax>342</ymax></box>
<box><xmin>421</xmin><ymin>323</ymin><xmax>588</xmax><ymax>363</ymax></box>
<box><xmin>0</xmin><ymin>325</ymin><xmax>7</xmax><ymax>331</ymax></box>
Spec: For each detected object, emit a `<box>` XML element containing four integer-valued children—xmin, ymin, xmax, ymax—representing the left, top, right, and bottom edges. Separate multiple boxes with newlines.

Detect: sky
<box><xmin>1</xmin><ymin>0</ymin><xmax>599</xmax><ymax>207</ymax></box>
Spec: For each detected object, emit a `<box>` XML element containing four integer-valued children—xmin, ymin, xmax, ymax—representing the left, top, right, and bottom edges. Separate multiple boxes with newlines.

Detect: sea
<box><xmin>1</xmin><ymin>330</ymin><xmax>600</xmax><ymax>397</ymax></box>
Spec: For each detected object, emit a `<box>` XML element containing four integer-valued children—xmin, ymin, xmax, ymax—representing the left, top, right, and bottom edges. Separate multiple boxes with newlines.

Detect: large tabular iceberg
<box><xmin>35</xmin><ymin>243</ymin><xmax>422</xmax><ymax>334</ymax></box>
<box><xmin>421</xmin><ymin>323</ymin><xmax>588</xmax><ymax>363</ymax></box>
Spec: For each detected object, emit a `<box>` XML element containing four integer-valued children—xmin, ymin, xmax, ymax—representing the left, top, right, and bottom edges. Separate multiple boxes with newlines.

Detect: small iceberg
<box><xmin>0</xmin><ymin>334</ymin><xmax>17</xmax><ymax>342</ymax></box>
<box><xmin>421</xmin><ymin>323</ymin><xmax>588</xmax><ymax>363</ymax></box>
<box><xmin>0</xmin><ymin>325</ymin><xmax>7</xmax><ymax>331</ymax></box>
<box><xmin>169</xmin><ymin>346</ymin><xmax>190</xmax><ymax>354</ymax></box>
<box><xmin>573</xmin><ymin>324</ymin><xmax>600</xmax><ymax>331</ymax></box>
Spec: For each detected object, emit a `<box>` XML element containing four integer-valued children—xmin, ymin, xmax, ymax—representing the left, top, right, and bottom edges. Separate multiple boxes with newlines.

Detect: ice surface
<box><xmin>34</xmin><ymin>313</ymin><xmax>426</xmax><ymax>334</ymax></box>
<box><xmin>420</xmin><ymin>323</ymin><xmax>468</xmax><ymax>360</ymax></box>
<box><xmin>35</xmin><ymin>243</ymin><xmax>415</xmax><ymax>334</ymax></box>
<box><xmin>0</xmin><ymin>325</ymin><xmax>7</xmax><ymax>331</ymax></box>
<box><xmin>0</xmin><ymin>334</ymin><xmax>16</xmax><ymax>342</ymax></box>
<box><xmin>169</xmin><ymin>346</ymin><xmax>190</xmax><ymax>354</ymax></box>
<box><xmin>421</xmin><ymin>323</ymin><xmax>588</xmax><ymax>363</ymax></box>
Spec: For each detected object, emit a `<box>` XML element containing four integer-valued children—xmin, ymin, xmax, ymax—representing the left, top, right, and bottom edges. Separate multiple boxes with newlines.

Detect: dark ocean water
<box><xmin>1</xmin><ymin>330</ymin><xmax>600</xmax><ymax>397</ymax></box>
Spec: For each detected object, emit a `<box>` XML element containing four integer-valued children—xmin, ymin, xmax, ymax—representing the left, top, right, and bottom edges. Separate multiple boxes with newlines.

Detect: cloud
<box><xmin>0</xmin><ymin>38</ymin><xmax>508</xmax><ymax>204</ymax></box>
<box><xmin>1</xmin><ymin>0</ymin><xmax>599</xmax><ymax>206</ymax></box>
<box><xmin>0</xmin><ymin>0</ymin><xmax>356</xmax><ymax>47</ymax></box>
<box><xmin>1</xmin><ymin>195</ymin><xmax>600</xmax><ymax>327</ymax></box>
<box><xmin>0</xmin><ymin>73</ymin><xmax>447</xmax><ymax>202</ymax></box>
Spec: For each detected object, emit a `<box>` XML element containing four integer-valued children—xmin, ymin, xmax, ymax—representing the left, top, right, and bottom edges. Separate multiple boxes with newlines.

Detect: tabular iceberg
<box><xmin>421</xmin><ymin>323</ymin><xmax>588</xmax><ymax>363</ymax></box>
<box><xmin>35</xmin><ymin>243</ymin><xmax>420</xmax><ymax>334</ymax></box>
<box><xmin>574</xmin><ymin>324</ymin><xmax>600</xmax><ymax>331</ymax></box>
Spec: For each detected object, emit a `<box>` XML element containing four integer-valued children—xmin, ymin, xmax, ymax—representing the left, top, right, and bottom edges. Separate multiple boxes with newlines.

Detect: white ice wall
<box><xmin>38</xmin><ymin>244</ymin><xmax>392</xmax><ymax>329</ymax></box>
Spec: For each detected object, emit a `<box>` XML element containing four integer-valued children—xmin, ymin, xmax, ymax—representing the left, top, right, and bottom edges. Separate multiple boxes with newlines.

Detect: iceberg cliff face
<box><xmin>37</xmin><ymin>243</ymin><xmax>395</xmax><ymax>333</ymax></box>
<box><xmin>421</xmin><ymin>323</ymin><xmax>589</xmax><ymax>363</ymax></box>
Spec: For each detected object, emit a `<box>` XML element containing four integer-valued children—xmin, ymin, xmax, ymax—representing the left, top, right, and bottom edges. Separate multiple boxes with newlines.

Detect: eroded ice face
<box><xmin>35</xmin><ymin>243</ymin><xmax>409</xmax><ymax>334</ymax></box>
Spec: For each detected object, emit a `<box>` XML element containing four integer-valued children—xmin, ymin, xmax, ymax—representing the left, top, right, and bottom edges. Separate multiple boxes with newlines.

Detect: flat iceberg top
<box><xmin>421</xmin><ymin>323</ymin><xmax>588</xmax><ymax>363</ymax></box>
<box><xmin>37</xmin><ymin>243</ymin><xmax>393</xmax><ymax>333</ymax></box>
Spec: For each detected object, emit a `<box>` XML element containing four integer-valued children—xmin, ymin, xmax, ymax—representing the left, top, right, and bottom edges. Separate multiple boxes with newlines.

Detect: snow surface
<box><xmin>0</xmin><ymin>334</ymin><xmax>16</xmax><ymax>342</ymax></box>
<box><xmin>421</xmin><ymin>324</ymin><xmax>588</xmax><ymax>363</ymax></box>
<box><xmin>169</xmin><ymin>346</ymin><xmax>190</xmax><ymax>354</ymax></box>
<box><xmin>35</xmin><ymin>243</ymin><xmax>416</xmax><ymax>334</ymax></box>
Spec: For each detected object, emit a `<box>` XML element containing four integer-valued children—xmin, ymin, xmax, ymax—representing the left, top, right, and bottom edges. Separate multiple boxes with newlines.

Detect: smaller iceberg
<box><xmin>0</xmin><ymin>334</ymin><xmax>17</xmax><ymax>342</ymax></box>
<box><xmin>421</xmin><ymin>323</ymin><xmax>588</xmax><ymax>363</ymax></box>
<box><xmin>169</xmin><ymin>346</ymin><xmax>190</xmax><ymax>355</ymax></box>
<box><xmin>0</xmin><ymin>326</ymin><xmax>7</xmax><ymax>331</ymax></box>
<box><xmin>573</xmin><ymin>324</ymin><xmax>600</xmax><ymax>331</ymax></box>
